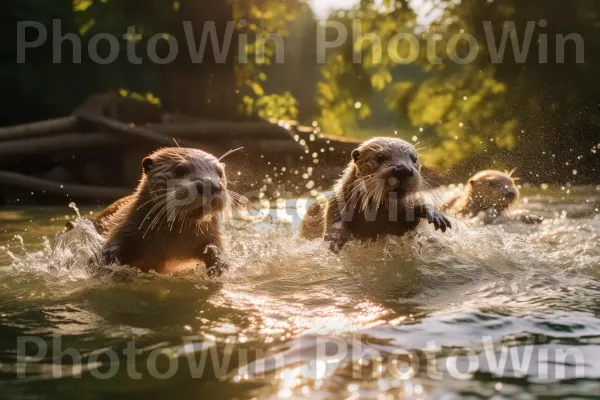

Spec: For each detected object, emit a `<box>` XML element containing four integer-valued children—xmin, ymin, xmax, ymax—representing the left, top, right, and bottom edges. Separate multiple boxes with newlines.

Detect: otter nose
<box><xmin>196</xmin><ymin>180</ymin><xmax>223</xmax><ymax>195</ymax></box>
<box><xmin>392</xmin><ymin>165</ymin><xmax>413</xmax><ymax>180</ymax></box>
<box><xmin>504</xmin><ymin>188</ymin><xmax>517</xmax><ymax>200</ymax></box>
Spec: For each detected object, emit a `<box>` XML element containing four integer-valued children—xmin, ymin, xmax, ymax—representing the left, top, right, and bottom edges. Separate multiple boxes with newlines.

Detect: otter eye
<box><xmin>173</xmin><ymin>165</ymin><xmax>189</xmax><ymax>178</ymax></box>
<box><xmin>375</xmin><ymin>154</ymin><xmax>386</xmax><ymax>164</ymax></box>
<box><xmin>410</xmin><ymin>154</ymin><xmax>418</xmax><ymax>164</ymax></box>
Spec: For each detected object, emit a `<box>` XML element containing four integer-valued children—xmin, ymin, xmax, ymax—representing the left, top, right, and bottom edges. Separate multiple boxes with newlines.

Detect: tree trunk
<box><xmin>159</xmin><ymin>0</ymin><xmax>239</xmax><ymax>120</ymax></box>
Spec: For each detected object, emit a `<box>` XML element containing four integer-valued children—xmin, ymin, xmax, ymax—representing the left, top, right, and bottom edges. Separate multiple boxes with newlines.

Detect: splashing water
<box><xmin>68</xmin><ymin>202</ymin><xmax>81</xmax><ymax>219</ymax></box>
<box><xmin>0</xmin><ymin>187</ymin><xmax>599</xmax><ymax>399</ymax></box>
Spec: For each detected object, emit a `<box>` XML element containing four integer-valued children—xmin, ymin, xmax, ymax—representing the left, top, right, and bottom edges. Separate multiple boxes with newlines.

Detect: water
<box><xmin>1</xmin><ymin>186</ymin><xmax>599</xmax><ymax>399</ymax></box>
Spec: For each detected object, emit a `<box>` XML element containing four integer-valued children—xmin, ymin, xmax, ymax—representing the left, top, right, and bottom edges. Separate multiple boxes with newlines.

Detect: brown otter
<box><xmin>91</xmin><ymin>195</ymin><xmax>134</xmax><ymax>235</ymax></box>
<box><xmin>300</xmin><ymin>137</ymin><xmax>452</xmax><ymax>251</ymax></box>
<box><xmin>98</xmin><ymin>147</ymin><xmax>238</xmax><ymax>276</ymax></box>
<box><xmin>442</xmin><ymin>170</ymin><xmax>543</xmax><ymax>224</ymax></box>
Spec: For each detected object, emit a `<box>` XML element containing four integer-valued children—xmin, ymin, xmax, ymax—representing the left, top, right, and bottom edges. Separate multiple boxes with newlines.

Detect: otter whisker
<box><xmin>349</xmin><ymin>178</ymin><xmax>380</xmax><ymax>206</ymax></box>
<box><xmin>137</xmin><ymin>192</ymin><xmax>169</xmax><ymax>213</ymax></box>
<box><xmin>227</xmin><ymin>190</ymin><xmax>251</xmax><ymax>209</ymax></box>
<box><xmin>139</xmin><ymin>195</ymin><xmax>170</xmax><ymax>230</ymax></box>
<box><xmin>178</xmin><ymin>209</ymin><xmax>189</xmax><ymax>233</ymax></box>
<box><xmin>359</xmin><ymin>180</ymin><xmax>380</xmax><ymax>213</ymax></box>
<box><xmin>343</xmin><ymin>175</ymin><xmax>379</xmax><ymax>213</ymax></box>
<box><xmin>218</xmin><ymin>147</ymin><xmax>244</xmax><ymax>162</ymax></box>
<box><xmin>142</xmin><ymin>206</ymin><xmax>168</xmax><ymax>238</ymax></box>
<box><xmin>418</xmin><ymin>178</ymin><xmax>446</xmax><ymax>207</ymax></box>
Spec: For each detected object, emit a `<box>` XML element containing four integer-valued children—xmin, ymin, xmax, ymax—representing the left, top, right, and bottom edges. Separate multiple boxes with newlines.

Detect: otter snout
<box><xmin>504</xmin><ymin>189</ymin><xmax>518</xmax><ymax>203</ymax></box>
<box><xmin>195</xmin><ymin>179</ymin><xmax>223</xmax><ymax>196</ymax></box>
<box><xmin>173</xmin><ymin>178</ymin><xmax>226</xmax><ymax>210</ymax></box>
<box><xmin>391</xmin><ymin>165</ymin><xmax>414</xmax><ymax>180</ymax></box>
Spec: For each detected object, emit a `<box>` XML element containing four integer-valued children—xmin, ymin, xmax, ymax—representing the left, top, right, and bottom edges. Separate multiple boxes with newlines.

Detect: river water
<box><xmin>0</xmin><ymin>185</ymin><xmax>599</xmax><ymax>399</ymax></box>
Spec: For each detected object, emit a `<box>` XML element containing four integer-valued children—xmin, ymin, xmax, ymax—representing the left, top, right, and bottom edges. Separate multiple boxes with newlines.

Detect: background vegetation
<box><xmin>2</xmin><ymin>0</ymin><xmax>599</xmax><ymax>183</ymax></box>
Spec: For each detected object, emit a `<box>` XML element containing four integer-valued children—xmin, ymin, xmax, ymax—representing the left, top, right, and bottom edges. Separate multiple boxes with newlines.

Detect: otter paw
<box><xmin>327</xmin><ymin>239</ymin><xmax>344</xmax><ymax>253</ymax></box>
<box><xmin>324</xmin><ymin>226</ymin><xmax>351</xmax><ymax>253</ymax></box>
<box><xmin>206</xmin><ymin>257</ymin><xmax>230</xmax><ymax>277</ymax></box>
<box><xmin>425</xmin><ymin>208</ymin><xmax>452</xmax><ymax>232</ymax></box>
<box><xmin>206</xmin><ymin>263</ymin><xmax>228</xmax><ymax>277</ymax></box>
<box><xmin>519</xmin><ymin>214</ymin><xmax>544</xmax><ymax>225</ymax></box>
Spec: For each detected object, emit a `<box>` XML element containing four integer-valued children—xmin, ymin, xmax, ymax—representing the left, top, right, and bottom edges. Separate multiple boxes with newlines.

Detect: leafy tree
<box><xmin>73</xmin><ymin>0</ymin><xmax>303</xmax><ymax>120</ymax></box>
<box><xmin>318</xmin><ymin>0</ymin><xmax>600</xmax><ymax>181</ymax></box>
<box><xmin>317</xmin><ymin>0</ymin><xmax>416</xmax><ymax>135</ymax></box>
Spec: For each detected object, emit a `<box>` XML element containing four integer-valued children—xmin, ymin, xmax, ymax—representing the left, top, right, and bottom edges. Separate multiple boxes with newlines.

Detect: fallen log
<box><xmin>149</xmin><ymin>122</ymin><xmax>296</xmax><ymax>140</ymax></box>
<box><xmin>0</xmin><ymin>170</ymin><xmax>129</xmax><ymax>200</ymax></box>
<box><xmin>0</xmin><ymin>131</ymin><xmax>304</xmax><ymax>161</ymax></box>
<box><xmin>0</xmin><ymin>133</ymin><xmax>128</xmax><ymax>160</ymax></box>
<box><xmin>0</xmin><ymin>116</ymin><xmax>78</xmax><ymax>141</ymax></box>
<box><xmin>75</xmin><ymin>111</ymin><xmax>200</xmax><ymax>147</ymax></box>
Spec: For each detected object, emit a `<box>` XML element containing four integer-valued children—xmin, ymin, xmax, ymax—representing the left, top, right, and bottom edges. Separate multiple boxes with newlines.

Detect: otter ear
<box><xmin>468</xmin><ymin>179</ymin><xmax>476</xmax><ymax>186</ymax></box>
<box><xmin>351</xmin><ymin>149</ymin><xmax>360</xmax><ymax>162</ymax></box>
<box><xmin>142</xmin><ymin>157</ymin><xmax>154</xmax><ymax>174</ymax></box>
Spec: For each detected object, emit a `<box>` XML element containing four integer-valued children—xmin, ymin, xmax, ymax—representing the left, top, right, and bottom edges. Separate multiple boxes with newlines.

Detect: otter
<box><xmin>442</xmin><ymin>170</ymin><xmax>543</xmax><ymax>224</ymax></box>
<box><xmin>98</xmin><ymin>147</ymin><xmax>237</xmax><ymax>276</ymax></box>
<box><xmin>300</xmin><ymin>137</ymin><xmax>452</xmax><ymax>251</ymax></box>
<box><xmin>90</xmin><ymin>195</ymin><xmax>134</xmax><ymax>235</ymax></box>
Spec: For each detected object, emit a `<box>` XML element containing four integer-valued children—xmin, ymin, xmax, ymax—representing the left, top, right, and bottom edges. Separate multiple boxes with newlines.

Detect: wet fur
<box><xmin>442</xmin><ymin>170</ymin><xmax>543</xmax><ymax>224</ymax></box>
<box><xmin>99</xmin><ymin>147</ymin><xmax>239</xmax><ymax>275</ymax></box>
<box><xmin>300</xmin><ymin>137</ymin><xmax>451</xmax><ymax>251</ymax></box>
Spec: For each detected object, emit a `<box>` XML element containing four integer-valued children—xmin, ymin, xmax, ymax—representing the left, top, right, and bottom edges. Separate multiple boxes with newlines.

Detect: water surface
<box><xmin>1</xmin><ymin>186</ymin><xmax>599</xmax><ymax>399</ymax></box>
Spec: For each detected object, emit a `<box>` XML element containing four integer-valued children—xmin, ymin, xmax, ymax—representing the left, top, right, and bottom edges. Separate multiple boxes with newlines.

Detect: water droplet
<box><xmin>347</xmin><ymin>383</ymin><xmax>359</xmax><ymax>392</ymax></box>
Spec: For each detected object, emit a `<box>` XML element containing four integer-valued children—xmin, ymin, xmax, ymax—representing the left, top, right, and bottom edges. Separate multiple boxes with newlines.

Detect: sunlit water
<box><xmin>1</xmin><ymin>186</ymin><xmax>599</xmax><ymax>399</ymax></box>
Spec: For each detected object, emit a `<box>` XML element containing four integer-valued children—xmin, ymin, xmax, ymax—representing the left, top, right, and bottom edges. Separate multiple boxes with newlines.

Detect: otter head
<box><xmin>466</xmin><ymin>170</ymin><xmax>519</xmax><ymax>214</ymax></box>
<box><xmin>349</xmin><ymin>137</ymin><xmax>422</xmax><ymax>197</ymax></box>
<box><xmin>141</xmin><ymin>148</ymin><xmax>229</xmax><ymax>221</ymax></box>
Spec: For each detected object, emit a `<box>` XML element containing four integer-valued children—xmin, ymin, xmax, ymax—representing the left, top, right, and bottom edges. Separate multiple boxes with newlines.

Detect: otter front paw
<box><xmin>424</xmin><ymin>207</ymin><xmax>452</xmax><ymax>232</ymax></box>
<box><xmin>206</xmin><ymin>259</ymin><xmax>229</xmax><ymax>277</ymax></box>
<box><xmin>324</xmin><ymin>225</ymin><xmax>351</xmax><ymax>253</ymax></box>
<box><xmin>202</xmin><ymin>245</ymin><xmax>230</xmax><ymax>277</ymax></box>
<box><xmin>326</xmin><ymin>238</ymin><xmax>345</xmax><ymax>253</ymax></box>
<box><xmin>518</xmin><ymin>213</ymin><xmax>544</xmax><ymax>225</ymax></box>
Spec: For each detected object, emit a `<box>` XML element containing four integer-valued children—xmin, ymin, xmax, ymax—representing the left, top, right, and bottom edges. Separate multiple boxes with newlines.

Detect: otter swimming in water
<box><xmin>442</xmin><ymin>170</ymin><xmax>543</xmax><ymax>224</ymax></box>
<box><xmin>99</xmin><ymin>147</ymin><xmax>240</xmax><ymax>275</ymax></box>
<box><xmin>300</xmin><ymin>137</ymin><xmax>452</xmax><ymax>251</ymax></box>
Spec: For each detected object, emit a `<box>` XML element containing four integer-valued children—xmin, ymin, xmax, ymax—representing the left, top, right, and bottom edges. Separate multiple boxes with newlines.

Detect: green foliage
<box><xmin>231</xmin><ymin>0</ymin><xmax>304</xmax><ymax>117</ymax></box>
<box><xmin>71</xmin><ymin>0</ymin><xmax>304</xmax><ymax>119</ymax></box>
<box><xmin>243</xmin><ymin>91</ymin><xmax>298</xmax><ymax>120</ymax></box>
<box><xmin>118</xmin><ymin>89</ymin><xmax>161</xmax><ymax>106</ymax></box>
<box><xmin>317</xmin><ymin>0</ymin><xmax>600</xmax><ymax>178</ymax></box>
<box><xmin>316</xmin><ymin>1</ymin><xmax>416</xmax><ymax>135</ymax></box>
